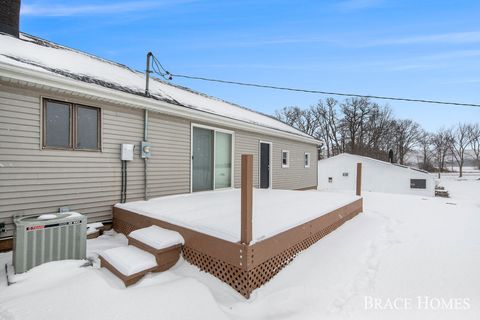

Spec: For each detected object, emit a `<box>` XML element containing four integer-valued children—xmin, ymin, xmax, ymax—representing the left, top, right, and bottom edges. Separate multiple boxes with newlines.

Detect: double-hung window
<box><xmin>43</xmin><ymin>99</ymin><xmax>101</xmax><ymax>151</ymax></box>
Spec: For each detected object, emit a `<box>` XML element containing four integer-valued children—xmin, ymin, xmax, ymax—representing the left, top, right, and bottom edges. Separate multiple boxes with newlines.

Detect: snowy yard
<box><xmin>1</xmin><ymin>174</ymin><xmax>479</xmax><ymax>319</ymax></box>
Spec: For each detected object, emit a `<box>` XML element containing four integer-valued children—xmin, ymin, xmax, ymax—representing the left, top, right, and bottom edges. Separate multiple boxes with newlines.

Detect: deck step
<box><xmin>128</xmin><ymin>225</ymin><xmax>184</xmax><ymax>272</ymax></box>
<box><xmin>100</xmin><ymin>245</ymin><xmax>158</xmax><ymax>286</ymax></box>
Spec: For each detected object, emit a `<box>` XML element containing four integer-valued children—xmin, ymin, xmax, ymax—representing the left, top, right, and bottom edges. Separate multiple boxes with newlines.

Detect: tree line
<box><xmin>275</xmin><ymin>97</ymin><xmax>480</xmax><ymax>177</ymax></box>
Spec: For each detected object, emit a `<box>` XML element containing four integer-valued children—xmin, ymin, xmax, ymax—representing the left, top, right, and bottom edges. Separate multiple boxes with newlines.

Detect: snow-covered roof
<box><xmin>321</xmin><ymin>153</ymin><xmax>431</xmax><ymax>175</ymax></box>
<box><xmin>0</xmin><ymin>32</ymin><xmax>317</xmax><ymax>143</ymax></box>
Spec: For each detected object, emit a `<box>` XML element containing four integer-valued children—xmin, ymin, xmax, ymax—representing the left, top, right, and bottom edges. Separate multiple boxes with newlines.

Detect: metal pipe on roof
<box><xmin>145</xmin><ymin>52</ymin><xmax>153</xmax><ymax>96</ymax></box>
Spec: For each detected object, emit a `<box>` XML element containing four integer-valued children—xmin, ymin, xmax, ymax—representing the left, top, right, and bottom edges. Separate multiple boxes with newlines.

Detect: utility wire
<box><xmin>148</xmin><ymin>54</ymin><xmax>480</xmax><ymax>108</ymax></box>
<box><xmin>170</xmin><ymin>74</ymin><xmax>480</xmax><ymax>108</ymax></box>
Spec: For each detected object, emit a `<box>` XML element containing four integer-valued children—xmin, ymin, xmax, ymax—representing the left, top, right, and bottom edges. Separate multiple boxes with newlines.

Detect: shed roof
<box><xmin>0</xmin><ymin>32</ymin><xmax>318</xmax><ymax>143</ymax></box>
<box><xmin>320</xmin><ymin>153</ymin><xmax>431</xmax><ymax>175</ymax></box>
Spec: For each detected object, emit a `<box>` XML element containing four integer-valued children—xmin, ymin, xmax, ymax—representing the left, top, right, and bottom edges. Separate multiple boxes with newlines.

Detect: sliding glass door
<box><xmin>192</xmin><ymin>126</ymin><xmax>233</xmax><ymax>192</ymax></box>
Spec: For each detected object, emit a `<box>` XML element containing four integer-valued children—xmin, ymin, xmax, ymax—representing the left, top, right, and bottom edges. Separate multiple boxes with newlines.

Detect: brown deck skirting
<box><xmin>0</xmin><ymin>238</ymin><xmax>13</xmax><ymax>252</ymax></box>
<box><xmin>113</xmin><ymin>197</ymin><xmax>363</xmax><ymax>297</ymax></box>
<box><xmin>114</xmin><ymin>208</ymin><xmax>246</xmax><ymax>268</ymax></box>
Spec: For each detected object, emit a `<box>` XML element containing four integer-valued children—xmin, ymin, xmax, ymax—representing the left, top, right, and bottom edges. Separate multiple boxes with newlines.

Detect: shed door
<box><xmin>260</xmin><ymin>142</ymin><xmax>270</xmax><ymax>188</ymax></box>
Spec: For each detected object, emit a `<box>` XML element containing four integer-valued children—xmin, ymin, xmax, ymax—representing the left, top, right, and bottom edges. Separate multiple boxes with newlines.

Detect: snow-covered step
<box><xmin>128</xmin><ymin>226</ymin><xmax>184</xmax><ymax>272</ymax></box>
<box><xmin>99</xmin><ymin>245</ymin><xmax>158</xmax><ymax>286</ymax></box>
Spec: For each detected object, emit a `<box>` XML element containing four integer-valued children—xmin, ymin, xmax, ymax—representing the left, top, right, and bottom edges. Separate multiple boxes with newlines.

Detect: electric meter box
<box><xmin>141</xmin><ymin>141</ymin><xmax>151</xmax><ymax>158</ymax></box>
<box><xmin>121</xmin><ymin>144</ymin><xmax>134</xmax><ymax>161</ymax></box>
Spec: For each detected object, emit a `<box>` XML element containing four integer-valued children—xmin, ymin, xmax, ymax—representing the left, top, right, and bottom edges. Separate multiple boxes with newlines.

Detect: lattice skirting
<box><xmin>113</xmin><ymin>205</ymin><xmax>360</xmax><ymax>298</ymax></box>
<box><xmin>183</xmin><ymin>208</ymin><xmax>360</xmax><ymax>297</ymax></box>
<box><xmin>113</xmin><ymin>216</ymin><xmax>143</xmax><ymax>236</ymax></box>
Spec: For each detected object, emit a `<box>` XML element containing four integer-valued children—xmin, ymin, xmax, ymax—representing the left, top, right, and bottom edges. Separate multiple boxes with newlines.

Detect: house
<box><xmin>0</xmin><ymin>2</ymin><xmax>319</xmax><ymax>249</ymax></box>
<box><xmin>317</xmin><ymin>153</ymin><xmax>435</xmax><ymax>197</ymax></box>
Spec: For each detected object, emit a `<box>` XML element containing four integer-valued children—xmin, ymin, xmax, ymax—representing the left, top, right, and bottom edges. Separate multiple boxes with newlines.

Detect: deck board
<box><xmin>113</xmin><ymin>190</ymin><xmax>363</xmax><ymax>298</ymax></box>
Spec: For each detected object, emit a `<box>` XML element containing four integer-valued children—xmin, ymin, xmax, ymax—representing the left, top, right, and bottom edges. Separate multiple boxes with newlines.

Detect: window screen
<box><xmin>76</xmin><ymin>106</ymin><xmax>99</xmax><ymax>150</ymax></box>
<box><xmin>44</xmin><ymin>100</ymin><xmax>71</xmax><ymax>148</ymax></box>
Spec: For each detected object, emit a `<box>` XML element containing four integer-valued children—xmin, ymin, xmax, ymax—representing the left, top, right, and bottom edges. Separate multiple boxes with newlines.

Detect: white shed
<box><xmin>318</xmin><ymin>153</ymin><xmax>435</xmax><ymax>197</ymax></box>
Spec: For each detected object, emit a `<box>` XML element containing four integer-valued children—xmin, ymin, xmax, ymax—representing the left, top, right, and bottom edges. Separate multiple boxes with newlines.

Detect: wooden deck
<box><xmin>113</xmin><ymin>197</ymin><xmax>362</xmax><ymax>297</ymax></box>
<box><xmin>113</xmin><ymin>154</ymin><xmax>363</xmax><ymax>297</ymax></box>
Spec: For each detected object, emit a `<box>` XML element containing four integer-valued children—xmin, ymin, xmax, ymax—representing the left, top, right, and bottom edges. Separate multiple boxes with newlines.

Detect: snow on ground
<box><xmin>0</xmin><ymin>231</ymin><xmax>227</xmax><ymax>320</ymax></box>
<box><xmin>1</xmin><ymin>175</ymin><xmax>479</xmax><ymax>319</ymax></box>
<box><xmin>116</xmin><ymin>189</ymin><xmax>359</xmax><ymax>243</ymax></box>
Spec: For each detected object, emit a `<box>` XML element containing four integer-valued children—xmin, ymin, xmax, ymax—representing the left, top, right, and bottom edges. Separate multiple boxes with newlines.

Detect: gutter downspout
<box><xmin>144</xmin><ymin>109</ymin><xmax>148</xmax><ymax>200</ymax></box>
<box><xmin>144</xmin><ymin>52</ymin><xmax>152</xmax><ymax>200</ymax></box>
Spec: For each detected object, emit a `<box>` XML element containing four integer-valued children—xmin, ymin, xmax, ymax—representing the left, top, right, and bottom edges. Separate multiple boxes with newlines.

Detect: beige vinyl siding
<box><xmin>0</xmin><ymin>84</ymin><xmax>318</xmax><ymax>239</ymax></box>
<box><xmin>147</xmin><ymin>112</ymin><xmax>191</xmax><ymax>198</ymax></box>
<box><xmin>0</xmin><ymin>86</ymin><xmax>145</xmax><ymax>237</ymax></box>
<box><xmin>233</xmin><ymin>130</ymin><xmax>318</xmax><ymax>190</ymax></box>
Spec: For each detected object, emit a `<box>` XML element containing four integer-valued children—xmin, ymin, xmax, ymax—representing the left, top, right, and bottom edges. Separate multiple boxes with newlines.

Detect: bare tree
<box><xmin>469</xmin><ymin>124</ymin><xmax>480</xmax><ymax>170</ymax></box>
<box><xmin>451</xmin><ymin>123</ymin><xmax>474</xmax><ymax>177</ymax></box>
<box><xmin>311</xmin><ymin>98</ymin><xmax>344</xmax><ymax>157</ymax></box>
<box><xmin>275</xmin><ymin>99</ymin><xmax>479</xmax><ymax>171</ymax></box>
<box><xmin>275</xmin><ymin>106</ymin><xmax>304</xmax><ymax>128</ymax></box>
<box><xmin>418</xmin><ymin>130</ymin><xmax>433</xmax><ymax>171</ymax></box>
<box><xmin>392</xmin><ymin>119</ymin><xmax>420</xmax><ymax>165</ymax></box>
<box><xmin>431</xmin><ymin>127</ymin><xmax>454</xmax><ymax>177</ymax></box>
<box><xmin>362</xmin><ymin>104</ymin><xmax>394</xmax><ymax>160</ymax></box>
<box><xmin>340</xmin><ymin>98</ymin><xmax>371</xmax><ymax>154</ymax></box>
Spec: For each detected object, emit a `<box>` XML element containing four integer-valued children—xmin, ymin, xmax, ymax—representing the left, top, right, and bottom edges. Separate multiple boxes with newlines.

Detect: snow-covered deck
<box><xmin>113</xmin><ymin>188</ymin><xmax>363</xmax><ymax>297</ymax></box>
<box><xmin>115</xmin><ymin>189</ymin><xmax>360</xmax><ymax>243</ymax></box>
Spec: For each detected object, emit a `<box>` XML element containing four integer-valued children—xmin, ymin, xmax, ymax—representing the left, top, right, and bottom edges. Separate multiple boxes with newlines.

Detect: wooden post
<box><xmin>356</xmin><ymin>162</ymin><xmax>362</xmax><ymax>196</ymax></box>
<box><xmin>241</xmin><ymin>154</ymin><xmax>253</xmax><ymax>244</ymax></box>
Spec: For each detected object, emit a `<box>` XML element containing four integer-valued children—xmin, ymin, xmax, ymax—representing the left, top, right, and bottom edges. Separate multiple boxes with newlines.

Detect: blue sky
<box><xmin>20</xmin><ymin>0</ymin><xmax>480</xmax><ymax>131</ymax></box>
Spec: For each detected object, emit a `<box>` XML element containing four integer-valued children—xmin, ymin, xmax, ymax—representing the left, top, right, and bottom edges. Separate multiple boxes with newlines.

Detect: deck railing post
<box><xmin>356</xmin><ymin>162</ymin><xmax>362</xmax><ymax>196</ymax></box>
<box><xmin>241</xmin><ymin>154</ymin><xmax>253</xmax><ymax>245</ymax></box>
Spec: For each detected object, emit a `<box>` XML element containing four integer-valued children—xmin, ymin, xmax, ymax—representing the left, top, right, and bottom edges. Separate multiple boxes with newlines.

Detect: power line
<box><xmin>148</xmin><ymin>54</ymin><xmax>480</xmax><ymax>108</ymax></box>
<box><xmin>170</xmin><ymin>73</ymin><xmax>480</xmax><ymax>108</ymax></box>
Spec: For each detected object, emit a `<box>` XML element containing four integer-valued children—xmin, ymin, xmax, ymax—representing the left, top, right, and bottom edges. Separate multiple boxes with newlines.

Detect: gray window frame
<box><xmin>42</xmin><ymin>98</ymin><xmax>101</xmax><ymax>151</ymax></box>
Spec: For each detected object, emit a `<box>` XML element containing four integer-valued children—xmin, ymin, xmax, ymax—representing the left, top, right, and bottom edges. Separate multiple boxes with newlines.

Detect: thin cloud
<box><xmin>335</xmin><ymin>0</ymin><xmax>384</xmax><ymax>11</ymax></box>
<box><xmin>218</xmin><ymin>36</ymin><xmax>338</xmax><ymax>48</ymax></box>
<box><xmin>21</xmin><ymin>1</ymin><xmax>191</xmax><ymax>17</ymax></box>
<box><xmin>182</xmin><ymin>63</ymin><xmax>324</xmax><ymax>71</ymax></box>
<box><xmin>363</xmin><ymin>31</ymin><xmax>480</xmax><ymax>46</ymax></box>
<box><xmin>186</xmin><ymin>31</ymin><xmax>480</xmax><ymax>50</ymax></box>
<box><xmin>350</xmin><ymin>49</ymin><xmax>480</xmax><ymax>72</ymax></box>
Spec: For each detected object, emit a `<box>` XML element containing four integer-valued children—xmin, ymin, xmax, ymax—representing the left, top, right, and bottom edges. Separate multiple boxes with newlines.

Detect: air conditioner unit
<box><xmin>13</xmin><ymin>212</ymin><xmax>87</xmax><ymax>274</ymax></box>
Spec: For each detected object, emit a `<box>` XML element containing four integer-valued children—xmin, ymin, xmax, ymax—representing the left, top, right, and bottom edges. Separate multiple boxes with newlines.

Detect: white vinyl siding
<box><xmin>233</xmin><ymin>130</ymin><xmax>318</xmax><ymax>190</ymax></box>
<box><xmin>147</xmin><ymin>113</ymin><xmax>191</xmax><ymax>198</ymax></box>
<box><xmin>0</xmin><ymin>87</ymin><xmax>145</xmax><ymax>237</ymax></box>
